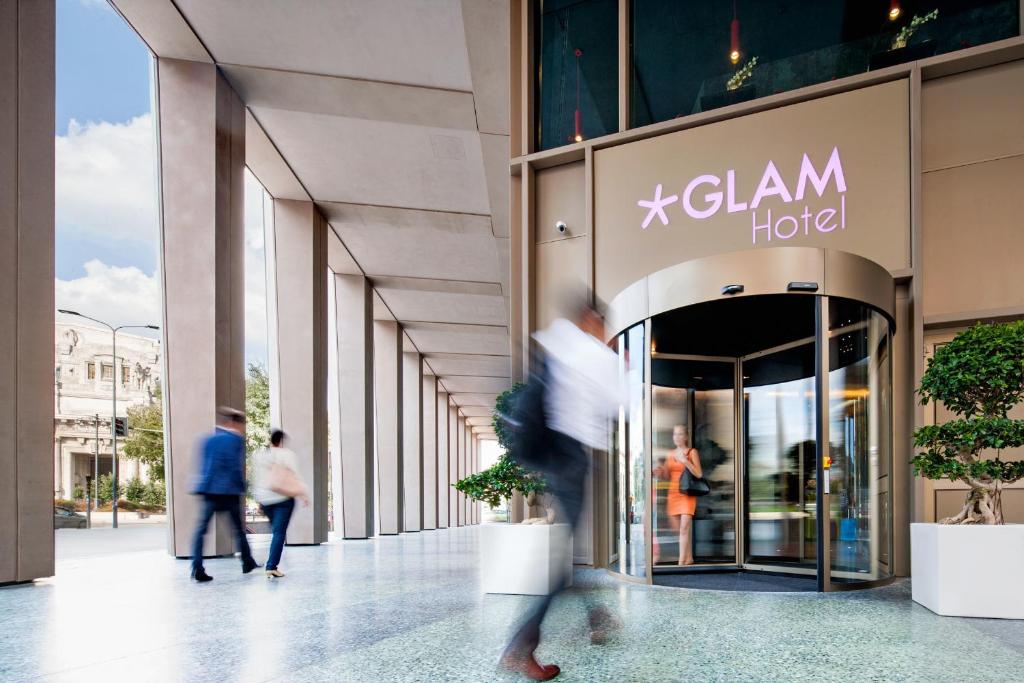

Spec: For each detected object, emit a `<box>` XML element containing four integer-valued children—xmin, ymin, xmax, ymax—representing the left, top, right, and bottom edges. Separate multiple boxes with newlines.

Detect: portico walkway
<box><xmin>1</xmin><ymin>527</ymin><xmax>1021</xmax><ymax>681</ymax></box>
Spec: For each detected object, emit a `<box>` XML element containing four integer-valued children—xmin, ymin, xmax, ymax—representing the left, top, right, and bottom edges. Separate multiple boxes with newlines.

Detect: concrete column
<box><xmin>0</xmin><ymin>0</ymin><xmax>54</xmax><ymax>584</ymax></box>
<box><xmin>458</xmin><ymin>416</ymin><xmax>467</xmax><ymax>526</ymax></box>
<box><xmin>437</xmin><ymin>391</ymin><xmax>449</xmax><ymax>528</ymax></box>
<box><xmin>157</xmin><ymin>59</ymin><xmax>245</xmax><ymax>558</ymax></box>
<box><xmin>421</xmin><ymin>375</ymin><xmax>437</xmax><ymax>530</ymax></box>
<box><xmin>449</xmin><ymin>403</ymin><xmax>459</xmax><ymax>526</ymax></box>
<box><xmin>374</xmin><ymin>320</ymin><xmax>402</xmax><ymax>535</ymax></box>
<box><xmin>402</xmin><ymin>352</ymin><xmax>422</xmax><ymax>532</ymax></box>
<box><xmin>471</xmin><ymin>436</ymin><xmax>479</xmax><ymax>524</ymax></box>
<box><xmin>268</xmin><ymin>200</ymin><xmax>328</xmax><ymax>544</ymax></box>
<box><xmin>333</xmin><ymin>274</ymin><xmax>374</xmax><ymax>538</ymax></box>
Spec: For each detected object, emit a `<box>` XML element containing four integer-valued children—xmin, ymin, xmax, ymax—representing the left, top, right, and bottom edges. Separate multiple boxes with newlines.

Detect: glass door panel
<box><xmin>743</xmin><ymin>341</ymin><xmax>817</xmax><ymax>569</ymax></box>
<box><xmin>652</xmin><ymin>358</ymin><xmax>736</xmax><ymax>566</ymax></box>
<box><xmin>612</xmin><ymin>324</ymin><xmax>647</xmax><ymax>578</ymax></box>
<box><xmin>827</xmin><ymin>299</ymin><xmax>893</xmax><ymax>585</ymax></box>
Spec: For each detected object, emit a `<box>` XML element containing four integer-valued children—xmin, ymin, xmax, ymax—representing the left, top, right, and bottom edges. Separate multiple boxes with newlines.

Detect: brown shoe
<box><xmin>499</xmin><ymin>648</ymin><xmax>561</xmax><ymax>681</ymax></box>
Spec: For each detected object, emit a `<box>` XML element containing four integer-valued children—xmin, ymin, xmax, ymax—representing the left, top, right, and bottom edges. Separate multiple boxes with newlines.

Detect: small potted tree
<box><xmin>910</xmin><ymin>320</ymin><xmax>1024</xmax><ymax>618</ymax></box>
<box><xmin>460</xmin><ymin>383</ymin><xmax>570</xmax><ymax>595</ymax></box>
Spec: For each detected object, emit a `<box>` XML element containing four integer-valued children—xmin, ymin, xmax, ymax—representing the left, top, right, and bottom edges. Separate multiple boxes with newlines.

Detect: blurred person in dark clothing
<box><xmin>500</xmin><ymin>295</ymin><xmax>623</xmax><ymax>681</ymax></box>
<box><xmin>190</xmin><ymin>406</ymin><xmax>259</xmax><ymax>582</ymax></box>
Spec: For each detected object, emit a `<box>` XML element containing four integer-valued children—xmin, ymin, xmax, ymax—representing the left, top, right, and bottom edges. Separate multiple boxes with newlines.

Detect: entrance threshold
<box><xmin>653</xmin><ymin>569</ymin><xmax>816</xmax><ymax>593</ymax></box>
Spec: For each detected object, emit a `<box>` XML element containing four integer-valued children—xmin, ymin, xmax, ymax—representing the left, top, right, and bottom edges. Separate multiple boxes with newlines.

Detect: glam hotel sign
<box><xmin>637</xmin><ymin>146</ymin><xmax>848</xmax><ymax>245</ymax></box>
<box><xmin>594</xmin><ymin>81</ymin><xmax>910</xmax><ymax>300</ymax></box>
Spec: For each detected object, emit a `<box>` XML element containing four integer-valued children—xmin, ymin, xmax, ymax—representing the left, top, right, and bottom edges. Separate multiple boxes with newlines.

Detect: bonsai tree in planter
<box><xmin>455</xmin><ymin>383</ymin><xmax>546</xmax><ymax>515</ymax></box>
<box><xmin>913</xmin><ymin>320</ymin><xmax>1024</xmax><ymax>524</ymax></box>
<box><xmin>455</xmin><ymin>454</ymin><xmax>546</xmax><ymax>512</ymax></box>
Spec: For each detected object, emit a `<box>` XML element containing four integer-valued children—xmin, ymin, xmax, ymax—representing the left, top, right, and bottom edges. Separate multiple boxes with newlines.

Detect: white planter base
<box><xmin>911</xmin><ymin>522</ymin><xmax>1024</xmax><ymax>619</ymax></box>
<box><xmin>480</xmin><ymin>523</ymin><xmax>573</xmax><ymax>595</ymax></box>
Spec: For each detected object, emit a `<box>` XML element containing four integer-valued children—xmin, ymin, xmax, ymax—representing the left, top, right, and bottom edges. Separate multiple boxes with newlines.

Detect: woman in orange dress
<box><xmin>664</xmin><ymin>425</ymin><xmax>702</xmax><ymax>565</ymax></box>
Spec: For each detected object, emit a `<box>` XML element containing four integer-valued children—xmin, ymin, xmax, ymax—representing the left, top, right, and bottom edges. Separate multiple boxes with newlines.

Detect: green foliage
<box><xmin>142</xmin><ymin>480</ymin><xmax>166</xmax><ymax>508</ymax></box>
<box><xmin>455</xmin><ymin>454</ymin><xmax>546</xmax><ymax>509</ymax></box>
<box><xmin>124</xmin><ymin>477</ymin><xmax>146</xmax><ymax>503</ymax></box>
<box><xmin>912</xmin><ymin>321</ymin><xmax>1024</xmax><ymax>487</ymax></box>
<box><xmin>245</xmin><ymin>362</ymin><xmax>271</xmax><ymax>455</ymax></box>
<box><xmin>493</xmin><ymin>383</ymin><xmax>525</xmax><ymax>452</ymax></box>
<box><xmin>96</xmin><ymin>472</ymin><xmax>123</xmax><ymax>506</ymax></box>
<box><xmin>917</xmin><ymin>321</ymin><xmax>1024</xmax><ymax>419</ymax></box>
<box><xmin>71</xmin><ymin>485</ymin><xmax>84</xmax><ymax>501</ymax></box>
<box><xmin>122</xmin><ymin>386</ymin><xmax>165</xmax><ymax>481</ymax></box>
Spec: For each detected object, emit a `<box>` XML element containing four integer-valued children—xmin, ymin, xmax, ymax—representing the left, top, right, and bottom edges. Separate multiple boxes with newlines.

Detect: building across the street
<box><xmin>53</xmin><ymin>322</ymin><xmax>162</xmax><ymax>500</ymax></box>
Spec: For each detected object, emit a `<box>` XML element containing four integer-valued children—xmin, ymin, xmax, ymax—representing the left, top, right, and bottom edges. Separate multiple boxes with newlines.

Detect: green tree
<box><xmin>96</xmin><ymin>472</ymin><xmax>123</xmax><ymax>506</ymax></box>
<box><xmin>455</xmin><ymin>454</ymin><xmax>546</xmax><ymax>510</ymax></box>
<box><xmin>245</xmin><ymin>362</ymin><xmax>271</xmax><ymax>455</ymax></box>
<box><xmin>142</xmin><ymin>480</ymin><xmax>166</xmax><ymax>508</ymax></box>
<box><xmin>124</xmin><ymin>477</ymin><xmax>146</xmax><ymax>503</ymax></box>
<box><xmin>913</xmin><ymin>321</ymin><xmax>1024</xmax><ymax>524</ymax></box>
<box><xmin>493</xmin><ymin>383</ymin><xmax>525</xmax><ymax>452</ymax></box>
<box><xmin>122</xmin><ymin>386</ymin><xmax>165</xmax><ymax>481</ymax></box>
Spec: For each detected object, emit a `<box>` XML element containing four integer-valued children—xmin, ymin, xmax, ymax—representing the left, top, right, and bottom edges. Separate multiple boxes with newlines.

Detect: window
<box><xmin>87</xmin><ymin>362</ymin><xmax>96</xmax><ymax>380</ymax></box>
<box><xmin>535</xmin><ymin>0</ymin><xmax>618</xmax><ymax>151</ymax></box>
<box><xmin>121</xmin><ymin>365</ymin><xmax>130</xmax><ymax>385</ymax></box>
<box><xmin>101</xmin><ymin>363</ymin><xmax>113</xmax><ymax>381</ymax></box>
<box><xmin>630</xmin><ymin>0</ymin><xmax>1019</xmax><ymax>127</ymax></box>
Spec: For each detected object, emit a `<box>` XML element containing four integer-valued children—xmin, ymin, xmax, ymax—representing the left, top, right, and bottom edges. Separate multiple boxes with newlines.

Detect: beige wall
<box><xmin>594</xmin><ymin>81</ymin><xmax>911</xmax><ymax>304</ymax></box>
<box><xmin>533</xmin><ymin>162</ymin><xmax>588</xmax><ymax>331</ymax></box>
<box><xmin>921</xmin><ymin>60</ymin><xmax>1024</xmax><ymax>322</ymax></box>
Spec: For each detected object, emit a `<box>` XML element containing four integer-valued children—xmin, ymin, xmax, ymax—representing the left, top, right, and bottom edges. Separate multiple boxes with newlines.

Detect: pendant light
<box><xmin>573</xmin><ymin>48</ymin><xmax>583</xmax><ymax>143</ymax></box>
<box><xmin>730</xmin><ymin>0</ymin><xmax>741</xmax><ymax>65</ymax></box>
<box><xmin>889</xmin><ymin>1</ymin><xmax>902</xmax><ymax>20</ymax></box>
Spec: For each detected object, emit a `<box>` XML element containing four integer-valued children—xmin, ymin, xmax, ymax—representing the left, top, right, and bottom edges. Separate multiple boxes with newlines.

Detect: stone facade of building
<box><xmin>54</xmin><ymin>322</ymin><xmax>162</xmax><ymax>499</ymax></box>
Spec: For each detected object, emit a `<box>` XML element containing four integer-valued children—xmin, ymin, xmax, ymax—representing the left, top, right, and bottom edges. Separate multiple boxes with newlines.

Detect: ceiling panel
<box><xmin>377</xmin><ymin>288</ymin><xmax>507</xmax><ymax>327</ymax></box>
<box><xmin>173</xmin><ymin>0</ymin><xmax>473</xmax><ymax>90</ymax></box>
<box><xmin>448</xmin><ymin>392</ymin><xmax>501</xmax><ymax>407</ymax></box>
<box><xmin>425</xmin><ymin>355</ymin><xmax>510</xmax><ymax>378</ymax></box>
<box><xmin>456</xmin><ymin>405</ymin><xmax>493</xmax><ymax>417</ymax></box>
<box><xmin>406</xmin><ymin>322</ymin><xmax>509</xmax><ymax>356</ymax></box>
<box><xmin>225</xmin><ymin>65</ymin><xmax>478</xmax><ymax>130</ymax></box>
<box><xmin>439</xmin><ymin>376</ymin><xmax>511</xmax><ymax>394</ymax></box>
<box><xmin>253</xmin><ymin>108</ymin><xmax>491</xmax><ymax>214</ymax></box>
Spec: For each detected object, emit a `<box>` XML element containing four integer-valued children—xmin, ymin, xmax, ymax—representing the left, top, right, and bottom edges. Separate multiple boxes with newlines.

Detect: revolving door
<box><xmin>608</xmin><ymin>248</ymin><xmax>894</xmax><ymax>591</ymax></box>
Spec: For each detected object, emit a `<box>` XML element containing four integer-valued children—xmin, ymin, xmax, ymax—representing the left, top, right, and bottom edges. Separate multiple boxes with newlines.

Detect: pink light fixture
<box><xmin>573</xmin><ymin>48</ymin><xmax>584</xmax><ymax>143</ymax></box>
<box><xmin>730</xmin><ymin>0</ymin><xmax>741</xmax><ymax>64</ymax></box>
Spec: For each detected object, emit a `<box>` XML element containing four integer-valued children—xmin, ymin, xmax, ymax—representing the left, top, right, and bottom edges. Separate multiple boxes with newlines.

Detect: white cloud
<box><xmin>56</xmin><ymin>259</ymin><xmax>161</xmax><ymax>334</ymax></box>
<box><xmin>56</xmin><ymin>114</ymin><xmax>159</xmax><ymax>244</ymax></box>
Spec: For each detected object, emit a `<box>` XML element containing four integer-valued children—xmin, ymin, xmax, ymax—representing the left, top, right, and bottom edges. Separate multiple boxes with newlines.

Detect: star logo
<box><xmin>638</xmin><ymin>183</ymin><xmax>678</xmax><ymax>229</ymax></box>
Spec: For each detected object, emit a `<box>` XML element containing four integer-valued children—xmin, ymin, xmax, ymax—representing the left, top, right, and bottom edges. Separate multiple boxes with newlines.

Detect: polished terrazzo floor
<box><xmin>1</xmin><ymin>526</ymin><xmax>1022</xmax><ymax>682</ymax></box>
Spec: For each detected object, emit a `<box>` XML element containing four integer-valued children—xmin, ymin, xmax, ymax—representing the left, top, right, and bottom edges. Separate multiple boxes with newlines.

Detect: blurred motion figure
<box><xmin>189</xmin><ymin>406</ymin><xmax>259</xmax><ymax>582</ymax></box>
<box><xmin>500</xmin><ymin>292</ymin><xmax>623</xmax><ymax>681</ymax></box>
<box><xmin>253</xmin><ymin>429</ymin><xmax>309</xmax><ymax>578</ymax></box>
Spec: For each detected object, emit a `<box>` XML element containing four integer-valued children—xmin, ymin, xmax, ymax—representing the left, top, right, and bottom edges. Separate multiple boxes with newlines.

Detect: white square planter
<box><xmin>911</xmin><ymin>522</ymin><xmax>1024</xmax><ymax>619</ymax></box>
<box><xmin>480</xmin><ymin>523</ymin><xmax>573</xmax><ymax>595</ymax></box>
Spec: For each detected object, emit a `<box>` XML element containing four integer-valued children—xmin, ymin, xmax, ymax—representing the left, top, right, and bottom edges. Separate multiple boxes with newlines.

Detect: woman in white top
<box><xmin>254</xmin><ymin>430</ymin><xmax>308</xmax><ymax>578</ymax></box>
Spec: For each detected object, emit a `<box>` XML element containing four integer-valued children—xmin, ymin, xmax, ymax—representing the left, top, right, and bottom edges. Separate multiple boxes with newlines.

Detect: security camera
<box><xmin>555</xmin><ymin>221</ymin><xmax>568</xmax><ymax>235</ymax></box>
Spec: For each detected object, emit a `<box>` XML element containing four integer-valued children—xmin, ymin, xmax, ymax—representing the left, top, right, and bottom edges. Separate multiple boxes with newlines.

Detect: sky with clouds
<box><xmin>56</xmin><ymin>0</ymin><xmax>268</xmax><ymax>366</ymax></box>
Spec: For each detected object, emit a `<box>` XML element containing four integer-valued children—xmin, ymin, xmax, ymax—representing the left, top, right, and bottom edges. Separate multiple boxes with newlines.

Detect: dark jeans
<box><xmin>508</xmin><ymin>431</ymin><xmax>590</xmax><ymax>653</ymax></box>
<box><xmin>190</xmin><ymin>494</ymin><xmax>254</xmax><ymax>572</ymax></box>
<box><xmin>260</xmin><ymin>498</ymin><xmax>296</xmax><ymax>570</ymax></box>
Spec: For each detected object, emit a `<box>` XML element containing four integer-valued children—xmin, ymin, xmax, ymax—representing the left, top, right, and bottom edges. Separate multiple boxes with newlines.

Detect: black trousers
<box><xmin>190</xmin><ymin>494</ymin><xmax>254</xmax><ymax>572</ymax></box>
<box><xmin>507</xmin><ymin>431</ymin><xmax>590</xmax><ymax>653</ymax></box>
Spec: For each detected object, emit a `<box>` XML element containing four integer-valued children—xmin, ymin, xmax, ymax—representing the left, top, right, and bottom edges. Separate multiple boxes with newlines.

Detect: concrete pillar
<box><xmin>437</xmin><ymin>391</ymin><xmax>449</xmax><ymax>528</ymax></box>
<box><xmin>268</xmin><ymin>200</ymin><xmax>328</xmax><ymax>544</ymax></box>
<box><xmin>0</xmin><ymin>0</ymin><xmax>53</xmax><ymax>584</ymax></box>
<box><xmin>402</xmin><ymin>352</ymin><xmax>422</xmax><ymax>532</ymax></box>
<box><xmin>157</xmin><ymin>59</ymin><xmax>245</xmax><ymax>558</ymax></box>
<box><xmin>333</xmin><ymin>274</ymin><xmax>374</xmax><ymax>538</ymax></box>
<box><xmin>374</xmin><ymin>320</ymin><xmax>402</xmax><ymax>535</ymax></box>
<box><xmin>458</xmin><ymin>416</ymin><xmax>467</xmax><ymax>526</ymax></box>
<box><xmin>449</xmin><ymin>403</ymin><xmax>459</xmax><ymax>526</ymax></box>
<box><xmin>471</xmin><ymin>436</ymin><xmax>479</xmax><ymax>524</ymax></box>
<box><xmin>422</xmin><ymin>375</ymin><xmax>438</xmax><ymax>530</ymax></box>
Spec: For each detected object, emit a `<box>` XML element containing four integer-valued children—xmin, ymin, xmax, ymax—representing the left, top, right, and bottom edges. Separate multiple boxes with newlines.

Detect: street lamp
<box><xmin>58</xmin><ymin>309</ymin><xmax>159</xmax><ymax>529</ymax></box>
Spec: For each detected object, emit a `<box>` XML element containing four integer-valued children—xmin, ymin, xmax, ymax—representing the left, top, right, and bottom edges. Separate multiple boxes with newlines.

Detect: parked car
<box><xmin>54</xmin><ymin>506</ymin><xmax>87</xmax><ymax>529</ymax></box>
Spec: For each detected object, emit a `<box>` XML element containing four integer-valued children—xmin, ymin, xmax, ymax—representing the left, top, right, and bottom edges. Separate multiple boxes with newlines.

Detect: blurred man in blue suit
<box><xmin>190</xmin><ymin>406</ymin><xmax>259</xmax><ymax>582</ymax></box>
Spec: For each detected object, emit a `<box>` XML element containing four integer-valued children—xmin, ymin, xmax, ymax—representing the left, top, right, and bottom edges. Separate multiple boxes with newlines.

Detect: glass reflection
<box><xmin>743</xmin><ymin>342</ymin><xmax>818</xmax><ymax>568</ymax></box>
<box><xmin>652</xmin><ymin>359</ymin><xmax>735</xmax><ymax>566</ymax></box>
<box><xmin>828</xmin><ymin>299</ymin><xmax>893</xmax><ymax>583</ymax></box>
<box><xmin>612</xmin><ymin>324</ymin><xmax>646</xmax><ymax>577</ymax></box>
